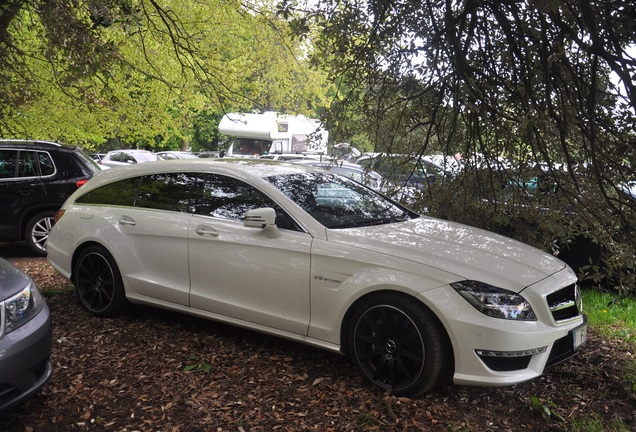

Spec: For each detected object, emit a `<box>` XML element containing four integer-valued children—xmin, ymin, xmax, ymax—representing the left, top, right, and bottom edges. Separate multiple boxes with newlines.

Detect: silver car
<box><xmin>100</xmin><ymin>149</ymin><xmax>161</xmax><ymax>167</ymax></box>
<box><xmin>0</xmin><ymin>257</ymin><xmax>52</xmax><ymax>411</ymax></box>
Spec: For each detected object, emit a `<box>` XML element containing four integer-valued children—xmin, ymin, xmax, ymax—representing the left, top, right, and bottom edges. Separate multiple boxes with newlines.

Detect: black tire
<box><xmin>73</xmin><ymin>245</ymin><xmax>129</xmax><ymax>317</ymax></box>
<box><xmin>348</xmin><ymin>293</ymin><xmax>448</xmax><ymax>397</ymax></box>
<box><xmin>25</xmin><ymin>211</ymin><xmax>56</xmax><ymax>257</ymax></box>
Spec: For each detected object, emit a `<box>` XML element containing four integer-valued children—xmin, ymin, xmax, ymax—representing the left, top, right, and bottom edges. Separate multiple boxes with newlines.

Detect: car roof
<box><xmin>83</xmin><ymin>158</ymin><xmax>316</xmax><ymax>188</ymax></box>
<box><xmin>0</xmin><ymin>139</ymin><xmax>68</xmax><ymax>149</ymax></box>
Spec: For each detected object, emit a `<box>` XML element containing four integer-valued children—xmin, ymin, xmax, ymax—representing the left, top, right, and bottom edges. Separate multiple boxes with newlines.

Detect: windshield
<box><xmin>267</xmin><ymin>172</ymin><xmax>416</xmax><ymax>228</ymax></box>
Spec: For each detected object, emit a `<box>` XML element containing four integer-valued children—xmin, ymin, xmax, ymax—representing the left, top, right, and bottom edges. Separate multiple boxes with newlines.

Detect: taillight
<box><xmin>76</xmin><ymin>179</ymin><xmax>89</xmax><ymax>188</ymax></box>
<box><xmin>54</xmin><ymin>209</ymin><xmax>65</xmax><ymax>224</ymax></box>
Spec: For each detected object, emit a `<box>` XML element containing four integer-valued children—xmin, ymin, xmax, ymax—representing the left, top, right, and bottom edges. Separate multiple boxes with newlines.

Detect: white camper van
<box><xmin>218</xmin><ymin>111</ymin><xmax>328</xmax><ymax>157</ymax></box>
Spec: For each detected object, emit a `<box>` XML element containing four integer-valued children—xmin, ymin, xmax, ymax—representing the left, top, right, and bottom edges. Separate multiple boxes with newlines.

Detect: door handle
<box><xmin>118</xmin><ymin>215</ymin><xmax>136</xmax><ymax>226</ymax></box>
<box><xmin>195</xmin><ymin>225</ymin><xmax>219</xmax><ymax>237</ymax></box>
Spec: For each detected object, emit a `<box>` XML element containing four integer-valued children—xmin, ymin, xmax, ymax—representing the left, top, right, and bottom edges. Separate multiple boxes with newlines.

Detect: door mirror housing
<box><xmin>243</xmin><ymin>208</ymin><xmax>281</xmax><ymax>238</ymax></box>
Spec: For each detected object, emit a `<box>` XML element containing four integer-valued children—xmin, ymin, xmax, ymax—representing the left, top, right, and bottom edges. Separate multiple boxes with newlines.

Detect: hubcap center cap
<box><xmin>385</xmin><ymin>339</ymin><xmax>397</xmax><ymax>354</ymax></box>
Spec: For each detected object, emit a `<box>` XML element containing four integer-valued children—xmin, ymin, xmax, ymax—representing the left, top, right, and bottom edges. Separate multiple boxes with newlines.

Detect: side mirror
<box><xmin>243</xmin><ymin>208</ymin><xmax>281</xmax><ymax>238</ymax></box>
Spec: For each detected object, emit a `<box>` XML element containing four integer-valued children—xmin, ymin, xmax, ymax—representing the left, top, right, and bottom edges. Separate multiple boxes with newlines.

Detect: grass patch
<box><xmin>582</xmin><ymin>289</ymin><xmax>636</xmax><ymax>348</ymax></box>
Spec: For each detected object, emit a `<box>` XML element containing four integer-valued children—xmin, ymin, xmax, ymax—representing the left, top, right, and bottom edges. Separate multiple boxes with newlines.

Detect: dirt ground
<box><xmin>0</xmin><ymin>242</ymin><xmax>635</xmax><ymax>431</ymax></box>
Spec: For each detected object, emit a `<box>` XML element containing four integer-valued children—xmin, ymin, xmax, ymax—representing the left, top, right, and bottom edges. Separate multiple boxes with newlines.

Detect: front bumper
<box><xmin>0</xmin><ymin>304</ymin><xmax>53</xmax><ymax>412</ymax></box>
<box><xmin>420</xmin><ymin>279</ymin><xmax>587</xmax><ymax>387</ymax></box>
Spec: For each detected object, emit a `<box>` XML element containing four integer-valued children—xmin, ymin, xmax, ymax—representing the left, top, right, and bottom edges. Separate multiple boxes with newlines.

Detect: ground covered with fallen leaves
<box><xmin>1</xmin><ymin>245</ymin><xmax>635</xmax><ymax>431</ymax></box>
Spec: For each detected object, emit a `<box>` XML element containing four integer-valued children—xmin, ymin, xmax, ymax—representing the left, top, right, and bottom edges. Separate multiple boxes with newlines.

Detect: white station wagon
<box><xmin>46</xmin><ymin>159</ymin><xmax>587</xmax><ymax>396</ymax></box>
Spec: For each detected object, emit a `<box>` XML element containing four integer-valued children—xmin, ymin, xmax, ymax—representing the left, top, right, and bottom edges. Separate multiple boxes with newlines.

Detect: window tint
<box><xmin>268</xmin><ymin>172</ymin><xmax>410</xmax><ymax>229</ymax></box>
<box><xmin>17</xmin><ymin>151</ymin><xmax>38</xmax><ymax>177</ymax></box>
<box><xmin>200</xmin><ymin>174</ymin><xmax>274</xmax><ymax>220</ymax></box>
<box><xmin>136</xmin><ymin>173</ymin><xmax>202</xmax><ymax>212</ymax></box>
<box><xmin>0</xmin><ymin>150</ymin><xmax>17</xmax><ymax>178</ymax></box>
<box><xmin>38</xmin><ymin>152</ymin><xmax>55</xmax><ymax>176</ymax></box>
<box><xmin>75</xmin><ymin>171</ymin><xmax>302</xmax><ymax>230</ymax></box>
<box><xmin>76</xmin><ymin>178</ymin><xmax>140</xmax><ymax>206</ymax></box>
<box><xmin>199</xmin><ymin>174</ymin><xmax>301</xmax><ymax>231</ymax></box>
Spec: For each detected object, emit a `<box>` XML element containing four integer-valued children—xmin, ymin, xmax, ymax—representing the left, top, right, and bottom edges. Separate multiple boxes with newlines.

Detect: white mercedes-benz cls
<box><xmin>46</xmin><ymin>158</ymin><xmax>587</xmax><ymax>396</ymax></box>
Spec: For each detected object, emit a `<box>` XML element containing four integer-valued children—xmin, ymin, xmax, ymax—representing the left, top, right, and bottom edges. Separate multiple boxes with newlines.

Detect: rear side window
<box><xmin>0</xmin><ymin>150</ymin><xmax>17</xmax><ymax>178</ymax></box>
<box><xmin>0</xmin><ymin>150</ymin><xmax>54</xmax><ymax>179</ymax></box>
<box><xmin>76</xmin><ymin>173</ymin><xmax>203</xmax><ymax>212</ymax></box>
<box><xmin>136</xmin><ymin>173</ymin><xmax>202</xmax><ymax>212</ymax></box>
<box><xmin>76</xmin><ymin>178</ymin><xmax>140</xmax><ymax>206</ymax></box>
<box><xmin>74</xmin><ymin>172</ymin><xmax>301</xmax><ymax>231</ymax></box>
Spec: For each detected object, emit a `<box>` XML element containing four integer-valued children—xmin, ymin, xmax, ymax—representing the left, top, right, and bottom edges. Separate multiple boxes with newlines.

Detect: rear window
<box><xmin>74</xmin><ymin>149</ymin><xmax>102</xmax><ymax>174</ymax></box>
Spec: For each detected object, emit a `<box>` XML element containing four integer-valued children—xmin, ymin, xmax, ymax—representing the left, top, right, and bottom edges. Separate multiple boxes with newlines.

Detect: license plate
<box><xmin>573</xmin><ymin>322</ymin><xmax>588</xmax><ymax>350</ymax></box>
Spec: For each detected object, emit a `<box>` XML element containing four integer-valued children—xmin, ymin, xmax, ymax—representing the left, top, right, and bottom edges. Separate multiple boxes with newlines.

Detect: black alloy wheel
<box><xmin>348</xmin><ymin>293</ymin><xmax>448</xmax><ymax>397</ymax></box>
<box><xmin>74</xmin><ymin>246</ymin><xmax>128</xmax><ymax>317</ymax></box>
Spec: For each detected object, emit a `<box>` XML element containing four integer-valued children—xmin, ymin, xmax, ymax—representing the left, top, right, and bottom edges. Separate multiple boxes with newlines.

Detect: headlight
<box><xmin>2</xmin><ymin>283</ymin><xmax>45</xmax><ymax>334</ymax></box>
<box><xmin>451</xmin><ymin>280</ymin><xmax>536</xmax><ymax>321</ymax></box>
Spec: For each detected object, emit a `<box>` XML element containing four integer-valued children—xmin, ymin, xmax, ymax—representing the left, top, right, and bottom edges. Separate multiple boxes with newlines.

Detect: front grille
<box><xmin>547</xmin><ymin>284</ymin><xmax>581</xmax><ymax>322</ymax></box>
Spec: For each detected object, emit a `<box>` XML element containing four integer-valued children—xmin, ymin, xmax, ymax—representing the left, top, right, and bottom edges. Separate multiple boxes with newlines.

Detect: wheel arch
<box><xmin>70</xmin><ymin>240</ymin><xmax>117</xmax><ymax>285</ymax></box>
<box><xmin>339</xmin><ymin>289</ymin><xmax>454</xmax><ymax>366</ymax></box>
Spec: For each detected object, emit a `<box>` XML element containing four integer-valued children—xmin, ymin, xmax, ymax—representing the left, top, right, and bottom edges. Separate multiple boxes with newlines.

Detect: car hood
<box><xmin>328</xmin><ymin>216</ymin><xmax>567</xmax><ymax>292</ymax></box>
<box><xmin>0</xmin><ymin>258</ymin><xmax>31</xmax><ymax>299</ymax></box>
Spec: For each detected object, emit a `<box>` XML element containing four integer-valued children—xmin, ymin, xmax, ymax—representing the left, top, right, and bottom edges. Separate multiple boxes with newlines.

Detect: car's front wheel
<box><xmin>73</xmin><ymin>246</ymin><xmax>129</xmax><ymax>317</ymax></box>
<box><xmin>348</xmin><ymin>293</ymin><xmax>449</xmax><ymax>396</ymax></box>
<box><xmin>25</xmin><ymin>211</ymin><xmax>56</xmax><ymax>257</ymax></box>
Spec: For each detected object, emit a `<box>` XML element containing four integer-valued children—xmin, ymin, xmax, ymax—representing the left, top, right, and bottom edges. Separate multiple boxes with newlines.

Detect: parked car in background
<box><xmin>0</xmin><ymin>257</ymin><xmax>52</xmax><ymax>412</ymax></box>
<box><xmin>100</xmin><ymin>149</ymin><xmax>161</xmax><ymax>168</ymax></box>
<box><xmin>47</xmin><ymin>158</ymin><xmax>586</xmax><ymax>397</ymax></box>
<box><xmin>290</xmin><ymin>159</ymin><xmax>384</xmax><ymax>191</ymax></box>
<box><xmin>0</xmin><ymin>139</ymin><xmax>101</xmax><ymax>255</ymax></box>
<box><xmin>197</xmin><ymin>151</ymin><xmax>220</xmax><ymax>158</ymax></box>
<box><xmin>355</xmin><ymin>153</ymin><xmax>447</xmax><ymax>188</ymax></box>
<box><xmin>89</xmin><ymin>153</ymin><xmax>107</xmax><ymax>163</ymax></box>
<box><xmin>157</xmin><ymin>151</ymin><xmax>199</xmax><ymax>160</ymax></box>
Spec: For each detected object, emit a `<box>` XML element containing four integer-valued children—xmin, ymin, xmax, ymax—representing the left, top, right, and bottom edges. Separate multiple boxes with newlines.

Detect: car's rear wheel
<box><xmin>348</xmin><ymin>293</ymin><xmax>448</xmax><ymax>396</ymax></box>
<box><xmin>25</xmin><ymin>211</ymin><xmax>56</xmax><ymax>257</ymax></box>
<box><xmin>74</xmin><ymin>246</ymin><xmax>129</xmax><ymax>317</ymax></box>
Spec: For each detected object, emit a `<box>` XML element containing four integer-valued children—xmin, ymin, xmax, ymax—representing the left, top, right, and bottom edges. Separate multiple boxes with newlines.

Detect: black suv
<box><xmin>0</xmin><ymin>140</ymin><xmax>101</xmax><ymax>256</ymax></box>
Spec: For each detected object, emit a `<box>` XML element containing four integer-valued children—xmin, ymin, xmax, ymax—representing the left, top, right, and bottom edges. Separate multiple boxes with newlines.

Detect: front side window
<box><xmin>199</xmin><ymin>174</ymin><xmax>301</xmax><ymax>231</ymax></box>
<box><xmin>200</xmin><ymin>174</ymin><xmax>275</xmax><ymax>220</ymax></box>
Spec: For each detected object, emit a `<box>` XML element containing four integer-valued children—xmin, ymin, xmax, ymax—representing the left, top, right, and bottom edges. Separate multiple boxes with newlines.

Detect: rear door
<box><xmin>89</xmin><ymin>172</ymin><xmax>200</xmax><ymax>305</ymax></box>
<box><xmin>0</xmin><ymin>149</ymin><xmax>47</xmax><ymax>239</ymax></box>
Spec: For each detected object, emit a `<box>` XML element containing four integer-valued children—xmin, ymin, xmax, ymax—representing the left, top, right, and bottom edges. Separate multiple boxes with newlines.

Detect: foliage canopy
<box><xmin>0</xmin><ymin>0</ymin><xmax>331</xmax><ymax>149</ymax></box>
<box><xmin>292</xmin><ymin>0</ymin><xmax>636</xmax><ymax>291</ymax></box>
